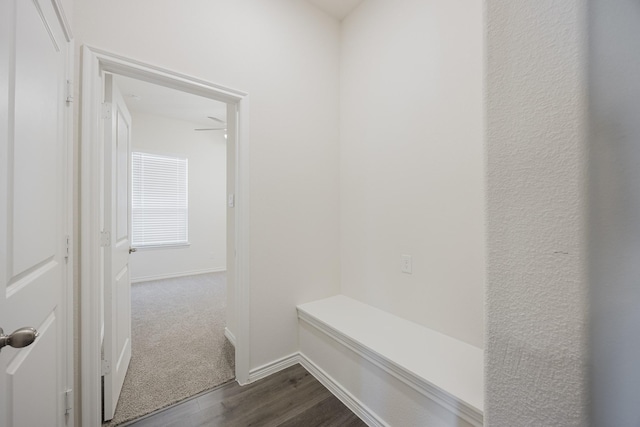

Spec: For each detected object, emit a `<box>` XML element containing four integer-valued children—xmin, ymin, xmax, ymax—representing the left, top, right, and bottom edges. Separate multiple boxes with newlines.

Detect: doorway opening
<box><xmin>80</xmin><ymin>46</ymin><xmax>250</xmax><ymax>427</ymax></box>
<box><xmin>103</xmin><ymin>74</ymin><xmax>235</xmax><ymax>425</ymax></box>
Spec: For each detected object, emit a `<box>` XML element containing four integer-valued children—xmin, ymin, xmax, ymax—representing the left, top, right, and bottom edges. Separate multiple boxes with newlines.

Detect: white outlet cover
<box><xmin>401</xmin><ymin>255</ymin><xmax>412</xmax><ymax>274</ymax></box>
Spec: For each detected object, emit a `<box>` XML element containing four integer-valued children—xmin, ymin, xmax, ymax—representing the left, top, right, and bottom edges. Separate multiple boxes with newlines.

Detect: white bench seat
<box><xmin>297</xmin><ymin>295</ymin><xmax>484</xmax><ymax>426</ymax></box>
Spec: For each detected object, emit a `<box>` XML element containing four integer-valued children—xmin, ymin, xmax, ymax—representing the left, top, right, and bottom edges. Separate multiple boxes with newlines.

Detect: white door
<box><xmin>0</xmin><ymin>0</ymin><xmax>71</xmax><ymax>426</ymax></box>
<box><xmin>102</xmin><ymin>74</ymin><xmax>133</xmax><ymax>421</ymax></box>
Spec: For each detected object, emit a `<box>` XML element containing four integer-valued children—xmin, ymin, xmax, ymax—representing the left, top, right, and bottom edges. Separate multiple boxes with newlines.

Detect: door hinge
<box><xmin>101</xmin><ymin>359</ymin><xmax>111</xmax><ymax>376</ymax></box>
<box><xmin>65</xmin><ymin>80</ymin><xmax>73</xmax><ymax>104</ymax></box>
<box><xmin>101</xmin><ymin>102</ymin><xmax>112</xmax><ymax>120</ymax></box>
<box><xmin>64</xmin><ymin>235</ymin><xmax>70</xmax><ymax>261</ymax></box>
<box><xmin>100</xmin><ymin>231</ymin><xmax>111</xmax><ymax>247</ymax></box>
<box><xmin>64</xmin><ymin>389</ymin><xmax>73</xmax><ymax>415</ymax></box>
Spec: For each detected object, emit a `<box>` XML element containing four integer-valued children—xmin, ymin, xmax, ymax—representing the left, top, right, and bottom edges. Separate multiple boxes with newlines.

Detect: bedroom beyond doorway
<box><xmin>103</xmin><ymin>272</ymin><xmax>234</xmax><ymax>426</ymax></box>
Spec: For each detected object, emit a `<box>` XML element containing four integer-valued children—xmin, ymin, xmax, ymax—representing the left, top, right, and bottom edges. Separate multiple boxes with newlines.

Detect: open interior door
<box><xmin>102</xmin><ymin>74</ymin><xmax>133</xmax><ymax>421</ymax></box>
<box><xmin>0</xmin><ymin>0</ymin><xmax>71</xmax><ymax>426</ymax></box>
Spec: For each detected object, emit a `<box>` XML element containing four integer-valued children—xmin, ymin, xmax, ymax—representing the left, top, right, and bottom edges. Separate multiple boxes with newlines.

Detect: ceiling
<box><xmin>306</xmin><ymin>0</ymin><xmax>364</xmax><ymax>20</ymax></box>
<box><xmin>113</xmin><ymin>75</ymin><xmax>227</xmax><ymax>129</ymax></box>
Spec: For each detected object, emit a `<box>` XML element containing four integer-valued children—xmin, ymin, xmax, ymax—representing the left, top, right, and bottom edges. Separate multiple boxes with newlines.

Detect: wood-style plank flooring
<box><xmin>126</xmin><ymin>364</ymin><xmax>367</xmax><ymax>427</ymax></box>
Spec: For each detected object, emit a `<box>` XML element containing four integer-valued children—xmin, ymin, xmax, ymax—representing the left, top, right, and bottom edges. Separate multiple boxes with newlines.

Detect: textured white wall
<box><xmin>128</xmin><ymin>112</ymin><xmax>227</xmax><ymax>282</ymax></box>
<box><xmin>74</xmin><ymin>0</ymin><xmax>341</xmax><ymax>369</ymax></box>
<box><xmin>340</xmin><ymin>0</ymin><xmax>485</xmax><ymax>348</ymax></box>
<box><xmin>589</xmin><ymin>1</ymin><xmax>640</xmax><ymax>425</ymax></box>
<box><xmin>485</xmin><ymin>1</ymin><xmax>589</xmax><ymax>426</ymax></box>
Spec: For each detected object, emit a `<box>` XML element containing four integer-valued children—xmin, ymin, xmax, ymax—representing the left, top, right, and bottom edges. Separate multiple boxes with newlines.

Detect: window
<box><xmin>132</xmin><ymin>152</ymin><xmax>188</xmax><ymax>248</ymax></box>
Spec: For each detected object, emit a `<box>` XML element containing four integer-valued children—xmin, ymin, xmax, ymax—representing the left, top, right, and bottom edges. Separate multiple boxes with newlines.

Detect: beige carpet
<box><xmin>104</xmin><ymin>272</ymin><xmax>235</xmax><ymax>426</ymax></box>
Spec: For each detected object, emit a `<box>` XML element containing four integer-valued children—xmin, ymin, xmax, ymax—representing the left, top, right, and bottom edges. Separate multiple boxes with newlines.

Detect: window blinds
<box><xmin>131</xmin><ymin>152</ymin><xmax>188</xmax><ymax>247</ymax></box>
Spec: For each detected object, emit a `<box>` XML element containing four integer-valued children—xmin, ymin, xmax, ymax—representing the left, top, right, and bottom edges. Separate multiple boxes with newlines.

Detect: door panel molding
<box><xmin>50</xmin><ymin>0</ymin><xmax>73</xmax><ymax>42</ymax></box>
<box><xmin>80</xmin><ymin>45</ymin><xmax>251</xmax><ymax>427</ymax></box>
<box><xmin>6</xmin><ymin>256</ymin><xmax>56</xmax><ymax>292</ymax></box>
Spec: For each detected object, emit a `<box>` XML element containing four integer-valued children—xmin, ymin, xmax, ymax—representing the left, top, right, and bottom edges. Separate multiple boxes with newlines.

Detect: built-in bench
<box><xmin>297</xmin><ymin>295</ymin><xmax>483</xmax><ymax>427</ymax></box>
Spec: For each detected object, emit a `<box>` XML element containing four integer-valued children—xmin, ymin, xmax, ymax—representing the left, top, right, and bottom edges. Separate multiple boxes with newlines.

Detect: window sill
<box><xmin>132</xmin><ymin>242</ymin><xmax>191</xmax><ymax>251</ymax></box>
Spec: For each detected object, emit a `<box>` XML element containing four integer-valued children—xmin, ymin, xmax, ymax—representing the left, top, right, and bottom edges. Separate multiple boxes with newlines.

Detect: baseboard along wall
<box><xmin>224</xmin><ymin>327</ymin><xmax>236</xmax><ymax>347</ymax></box>
<box><xmin>246</xmin><ymin>352</ymin><xmax>384</xmax><ymax>427</ymax></box>
<box><xmin>298</xmin><ymin>353</ymin><xmax>387</xmax><ymax>427</ymax></box>
<box><xmin>131</xmin><ymin>267</ymin><xmax>226</xmax><ymax>284</ymax></box>
<box><xmin>248</xmin><ymin>353</ymin><xmax>300</xmax><ymax>383</ymax></box>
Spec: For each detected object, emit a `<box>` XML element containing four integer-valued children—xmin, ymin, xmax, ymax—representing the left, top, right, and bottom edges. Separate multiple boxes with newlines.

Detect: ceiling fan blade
<box><xmin>207</xmin><ymin>116</ymin><xmax>226</xmax><ymax>124</ymax></box>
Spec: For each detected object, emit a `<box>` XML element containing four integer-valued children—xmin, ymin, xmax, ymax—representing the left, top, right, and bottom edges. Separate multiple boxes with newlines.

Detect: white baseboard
<box><xmin>131</xmin><ymin>267</ymin><xmax>226</xmax><ymax>283</ymax></box>
<box><xmin>299</xmin><ymin>352</ymin><xmax>387</xmax><ymax>427</ymax></box>
<box><xmin>248</xmin><ymin>353</ymin><xmax>300</xmax><ymax>383</ymax></box>
<box><xmin>246</xmin><ymin>352</ymin><xmax>383</xmax><ymax>427</ymax></box>
<box><xmin>224</xmin><ymin>327</ymin><xmax>236</xmax><ymax>347</ymax></box>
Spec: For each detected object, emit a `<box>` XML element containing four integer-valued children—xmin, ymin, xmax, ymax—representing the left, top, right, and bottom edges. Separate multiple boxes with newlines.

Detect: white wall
<box><xmin>128</xmin><ymin>111</ymin><xmax>227</xmax><ymax>282</ymax></box>
<box><xmin>589</xmin><ymin>1</ymin><xmax>640</xmax><ymax>425</ymax></box>
<box><xmin>339</xmin><ymin>0</ymin><xmax>485</xmax><ymax>348</ymax></box>
<box><xmin>485</xmin><ymin>1</ymin><xmax>589</xmax><ymax>425</ymax></box>
<box><xmin>74</xmin><ymin>0</ymin><xmax>341</xmax><ymax>369</ymax></box>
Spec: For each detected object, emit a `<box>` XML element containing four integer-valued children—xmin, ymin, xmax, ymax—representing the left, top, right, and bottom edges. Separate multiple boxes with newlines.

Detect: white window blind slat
<box><xmin>132</xmin><ymin>152</ymin><xmax>188</xmax><ymax>247</ymax></box>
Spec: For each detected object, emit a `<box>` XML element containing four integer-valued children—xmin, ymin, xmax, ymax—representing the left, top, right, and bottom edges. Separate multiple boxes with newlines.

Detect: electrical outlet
<box><xmin>401</xmin><ymin>255</ymin><xmax>412</xmax><ymax>274</ymax></box>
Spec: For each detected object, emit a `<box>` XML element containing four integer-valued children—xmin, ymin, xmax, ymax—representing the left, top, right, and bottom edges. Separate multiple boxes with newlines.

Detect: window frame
<box><xmin>131</xmin><ymin>151</ymin><xmax>190</xmax><ymax>249</ymax></box>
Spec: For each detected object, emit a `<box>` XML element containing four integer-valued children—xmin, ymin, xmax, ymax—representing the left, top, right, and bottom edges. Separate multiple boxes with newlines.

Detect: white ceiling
<box><xmin>113</xmin><ymin>75</ymin><xmax>227</xmax><ymax>129</ymax></box>
<box><xmin>306</xmin><ymin>0</ymin><xmax>364</xmax><ymax>20</ymax></box>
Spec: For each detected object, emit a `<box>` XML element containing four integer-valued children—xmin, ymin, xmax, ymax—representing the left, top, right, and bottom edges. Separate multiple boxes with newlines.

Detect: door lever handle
<box><xmin>0</xmin><ymin>327</ymin><xmax>39</xmax><ymax>353</ymax></box>
<box><xmin>129</xmin><ymin>247</ymin><xmax>137</xmax><ymax>254</ymax></box>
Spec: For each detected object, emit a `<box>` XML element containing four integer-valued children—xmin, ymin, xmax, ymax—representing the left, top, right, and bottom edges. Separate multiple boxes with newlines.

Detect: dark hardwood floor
<box><xmin>125</xmin><ymin>364</ymin><xmax>367</xmax><ymax>427</ymax></box>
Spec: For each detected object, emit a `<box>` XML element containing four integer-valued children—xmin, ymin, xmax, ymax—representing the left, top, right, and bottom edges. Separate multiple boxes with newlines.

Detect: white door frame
<box><xmin>80</xmin><ymin>45</ymin><xmax>251</xmax><ymax>427</ymax></box>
